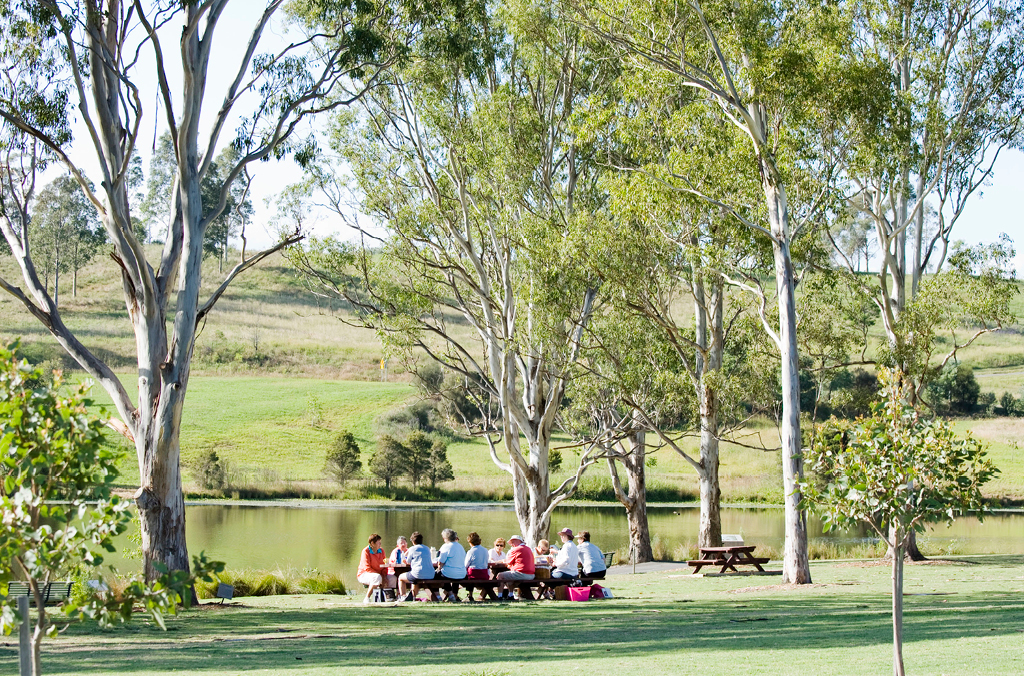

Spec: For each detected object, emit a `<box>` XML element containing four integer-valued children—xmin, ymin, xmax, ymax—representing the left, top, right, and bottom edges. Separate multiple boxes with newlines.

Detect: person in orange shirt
<box><xmin>495</xmin><ymin>534</ymin><xmax>535</xmax><ymax>600</ymax></box>
<box><xmin>357</xmin><ymin>533</ymin><xmax>395</xmax><ymax>604</ymax></box>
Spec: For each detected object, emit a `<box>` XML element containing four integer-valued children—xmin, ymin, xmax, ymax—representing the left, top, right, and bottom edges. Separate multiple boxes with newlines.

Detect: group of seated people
<box><xmin>357</xmin><ymin>527</ymin><xmax>608</xmax><ymax>603</ymax></box>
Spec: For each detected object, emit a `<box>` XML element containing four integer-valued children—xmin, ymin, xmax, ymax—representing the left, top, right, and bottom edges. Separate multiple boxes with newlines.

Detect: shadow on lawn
<box><xmin>8</xmin><ymin>589</ymin><xmax>1023</xmax><ymax>674</ymax></box>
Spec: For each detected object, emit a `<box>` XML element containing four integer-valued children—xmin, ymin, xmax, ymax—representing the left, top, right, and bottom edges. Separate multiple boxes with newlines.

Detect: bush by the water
<box><xmin>196</xmin><ymin>568</ymin><xmax>346</xmax><ymax>599</ymax></box>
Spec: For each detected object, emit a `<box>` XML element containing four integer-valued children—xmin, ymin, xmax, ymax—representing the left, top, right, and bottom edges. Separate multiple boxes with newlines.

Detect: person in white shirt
<box><xmin>488</xmin><ymin>537</ymin><xmax>507</xmax><ymax>563</ymax></box>
<box><xmin>435</xmin><ymin>528</ymin><xmax>467</xmax><ymax>602</ymax></box>
<box><xmin>551</xmin><ymin>527</ymin><xmax>579</xmax><ymax>579</ymax></box>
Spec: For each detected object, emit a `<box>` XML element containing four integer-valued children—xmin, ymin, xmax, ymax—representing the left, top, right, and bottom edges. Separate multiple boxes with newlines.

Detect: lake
<box><xmin>171</xmin><ymin>503</ymin><xmax>1024</xmax><ymax>588</ymax></box>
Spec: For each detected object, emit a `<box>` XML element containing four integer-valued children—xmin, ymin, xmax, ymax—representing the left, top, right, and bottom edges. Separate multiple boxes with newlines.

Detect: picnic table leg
<box><xmin>518</xmin><ymin>584</ymin><xmax>536</xmax><ymax>601</ymax></box>
<box><xmin>719</xmin><ymin>556</ymin><xmax>740</xmax><ymax>574</ymax></box>
<box><xmin>736</xmin><ymin>553</ymin><xmax>766</xmax><ymax>573</ymax></box>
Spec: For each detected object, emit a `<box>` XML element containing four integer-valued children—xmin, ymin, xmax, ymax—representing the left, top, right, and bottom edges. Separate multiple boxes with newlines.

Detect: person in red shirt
<box><xmin>357</xmin><ymin>533</ymin><xmax>395</xmax><ymax>604</ymax></box>
<box><xmin>495</xmin><ymin>534</ymin><xmax>535</xmax><ymax>600</ymax></box>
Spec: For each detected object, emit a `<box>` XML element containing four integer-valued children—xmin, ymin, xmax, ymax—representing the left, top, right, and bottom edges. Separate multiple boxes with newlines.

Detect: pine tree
<box><xmin>325</xmin><ymin>430</ymin><xmax>362</xmax><ymax>486</ymax></box>
<box><xmin>427</xmin><ymin>439</ymin><xmax>455</xmax><ymax>489</ymax></box>
<box><xmin>369</xmin><ymin>435</ymin><xmax>406</xmax><ymax>490</ymax></box>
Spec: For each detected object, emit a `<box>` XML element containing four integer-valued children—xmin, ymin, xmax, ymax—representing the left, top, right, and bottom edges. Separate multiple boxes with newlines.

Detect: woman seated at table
<box><xmin>357</xmin><ymin>533</ymin><xmax>395</xmax><ymax>604</ymax></box>
<box><xmin>398</xmin><ymin>531</ymin><xmax>435</xmax><ymax>602</ymax></box>
<box><xmin>576</xmin><ymin>530</ymin><xmax>607</xmax><ymax>579</ymax></box>
<box><xmin>435</xmin><ymin>528</ymin><xmax>467</xmax><ymax>602</ymax></box>
<box><xmin>388</xmin><ymin>535</ymin><xmax>409</xmax><ymax>576</ymax></box>
<box><xmin>464</xmin><ymin>532</ymin><xmax>489</xmax><ymax>601</ymax></box>
<box><xmin>551</xmin><ymin>527</ymin><xmax>579</xmax><ymax>580</ymax></box>
<box><xmin>488</xmin><ymin>537</ymin><xmax>507</xmax><ymax>563</ymax></box>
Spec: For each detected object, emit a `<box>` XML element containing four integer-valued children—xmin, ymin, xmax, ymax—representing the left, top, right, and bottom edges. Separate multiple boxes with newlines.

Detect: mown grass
<box><xmin>5</xmin><ymin>556</ymin><xmax>1022</xmax><ymax>676</ymax></box>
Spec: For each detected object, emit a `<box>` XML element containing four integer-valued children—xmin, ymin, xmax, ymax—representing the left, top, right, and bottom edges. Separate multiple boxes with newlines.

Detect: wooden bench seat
<box><xmin>402</xmin><ymin>577</ymin><xmax>600</xmax><ymax>601</ymax></box>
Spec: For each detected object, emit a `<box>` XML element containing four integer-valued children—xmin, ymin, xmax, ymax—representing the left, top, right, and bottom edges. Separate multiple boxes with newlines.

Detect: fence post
<box><xmin>18</xmin><ymin>595</ymin><xmax>31</xmax><ymax>676</ymax></box>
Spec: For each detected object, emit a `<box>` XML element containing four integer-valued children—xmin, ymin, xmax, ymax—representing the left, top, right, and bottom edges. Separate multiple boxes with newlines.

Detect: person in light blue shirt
<box><xmin>463</xmin><ymin>531</ymin><xmax>490</xmax><ymax>602</ymax></box>
<box><xmin>576</xmin><ymin>530</ymin><xmax>607</xmax><ymax>579</ymax></box>
<box><xmin>435</xmin><ymin>528</ymin><xmax>467</xmax><ymax>602</ymax></box>
<box><xmin>398</xmin><ymin>531</ymin><xmax>435</xmax><ymax>601</ymax></box>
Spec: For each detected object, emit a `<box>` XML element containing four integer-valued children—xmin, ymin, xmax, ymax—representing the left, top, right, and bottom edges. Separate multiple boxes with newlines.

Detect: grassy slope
<box><xmin>3</xmin><ymin>249</ymin><xmax>1023</xmax><ymax>500</ymax></box>
<box><xmin>5</xmin><ymin>556</ymin><xmax>1022</xmax><ymax>676</ymax></box>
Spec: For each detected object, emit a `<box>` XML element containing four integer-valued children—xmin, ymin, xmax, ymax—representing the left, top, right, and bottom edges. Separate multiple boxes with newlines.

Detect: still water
<box><xmin>175</xmin><ymin>503</ymin><xmax>1024</xmax><ymax>588</ymax></box>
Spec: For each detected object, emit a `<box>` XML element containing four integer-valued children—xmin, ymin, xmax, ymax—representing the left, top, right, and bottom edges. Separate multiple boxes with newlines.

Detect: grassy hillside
<box><xmin>3</xmin><ymin>248</ymin><xmax>1023</xmax><ymax>502</ymax></box>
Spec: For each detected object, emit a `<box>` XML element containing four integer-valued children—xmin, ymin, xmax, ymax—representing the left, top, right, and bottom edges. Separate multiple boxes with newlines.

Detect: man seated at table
<box><xmin>435</xmin><ymin>528</ymin><xmax>467</xmax><ymax>602</ymax></box>
<box><xmin>495</xmin><ymin>534</ymin><xmax>534</xmax><ymax>600</ymax></box>
<box><xmin>576</xmin><ymin>530</ymin><xmax>607</xmax><ymax>579</ymax></box>
<box><xmin>551</xmin><ymin>527</ymin><xmax>579</xmax><ymax>580</ymax></box>
<box><xmin>357</xmin><ymin>533</ymin><xmax>396</xmax><ymax>604</ymax></box>
<box><xmin>398</xmin><ymin>531</ymin><xmax>435</xmax><ymax>602</ymax></box>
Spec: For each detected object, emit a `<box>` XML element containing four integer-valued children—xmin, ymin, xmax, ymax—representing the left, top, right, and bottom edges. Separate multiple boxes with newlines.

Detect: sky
<box><xmin>59</xmin><ymin>3</ymin><xmax>1024</xmax><ymax>273</ymax></box>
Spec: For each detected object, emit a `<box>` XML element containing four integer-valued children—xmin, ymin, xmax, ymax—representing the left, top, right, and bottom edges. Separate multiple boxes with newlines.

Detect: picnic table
<box><xmin>687</xmin><ymin>546</ymin><xmax>769</xmax><ymax>574</ymax></box>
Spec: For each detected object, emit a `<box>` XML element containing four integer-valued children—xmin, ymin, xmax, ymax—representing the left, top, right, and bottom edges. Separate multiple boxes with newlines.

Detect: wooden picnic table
<box><xmin>687</xmin><ymin>545</ymin><xmax>769</xmax><ymax>574</ymax></box>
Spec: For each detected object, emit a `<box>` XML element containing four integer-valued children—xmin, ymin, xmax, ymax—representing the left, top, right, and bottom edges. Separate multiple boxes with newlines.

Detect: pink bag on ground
<box><xmin>566</xmin><ymin>586</ymin><xmax>591</xmax><ymax>601</ymax></box>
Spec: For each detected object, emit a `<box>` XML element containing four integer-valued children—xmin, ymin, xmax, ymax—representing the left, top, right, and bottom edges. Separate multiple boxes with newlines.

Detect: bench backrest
<box><xmin>5</xmin><ymin>581</ymin><xmax>73</xmax><ymax>605</ymax></box>
<box><xmin>603</xmin><ymin>551</ymin><xmax>615</xmax><ymax>567</ymax></box>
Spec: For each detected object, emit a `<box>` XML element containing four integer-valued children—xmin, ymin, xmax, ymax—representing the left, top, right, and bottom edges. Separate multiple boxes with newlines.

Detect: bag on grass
<box><xmin>554</xmin><ymin>585</ymin><xmax>569</xmax><ymax>601</ymax></box>
<box><xmin>589</xmin><ymin>584</ymin><xmax>604</xmax><ymax>599</ymax></box>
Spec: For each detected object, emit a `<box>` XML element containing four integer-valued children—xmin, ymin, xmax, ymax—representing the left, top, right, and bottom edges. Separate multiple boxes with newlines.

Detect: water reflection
<box><xmin>174</xmin><ymin>504</ymin><xmax>1024</xmax><ymax>589</ymax></box>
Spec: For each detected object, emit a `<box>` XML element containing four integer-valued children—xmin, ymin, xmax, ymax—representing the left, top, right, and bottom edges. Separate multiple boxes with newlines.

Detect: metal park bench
<box><xmin>6</xmin><ymin>581</ymin><xmax>73</xmax><ymax>606</ymax></box>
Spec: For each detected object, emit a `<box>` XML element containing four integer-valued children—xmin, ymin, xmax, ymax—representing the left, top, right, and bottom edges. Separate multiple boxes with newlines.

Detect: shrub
<box><xmin>195</xmin><ymin>569</ymin><xmax>346</xmax><ymax>598</ymax></box>
<box><xmin>927</xmin><ymin>363</ymin><xmax>980</xmax><ymax>414</ymax></box>
<box><xmin>190</xmin><ymin>450</ymin><xmax>228</xmax><ymax>490</ymax></box>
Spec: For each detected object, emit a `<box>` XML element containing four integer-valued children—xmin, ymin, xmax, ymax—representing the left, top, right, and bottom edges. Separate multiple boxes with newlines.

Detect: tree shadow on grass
<box><xmin>9</xmin><ymin>590</ymin><xmax>1023</xmax><ymax>674</ymax></box>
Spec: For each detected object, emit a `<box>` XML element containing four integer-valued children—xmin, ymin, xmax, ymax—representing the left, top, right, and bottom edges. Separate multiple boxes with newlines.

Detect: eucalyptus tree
<box><xmin>139</xmin><ymin>133</ymin><xmax>253</xmax><ymax>269</ymax></box>
<box><xmin>0</xmin><ymin>0</ymin><xmax>415</xmax><ymax>580</ymax></box>
<box><xmin>30</xmin><ymin>174</ymin><xmax>104</xmax><ymax>305</ymax></box>
<box><xmin>823</xmin><ymin>0</ymin><xmax>1024</xmax><ymax>357</ymax></box>
<box><xmin>576</xmin><ymin>0</ymin><xmax>838</xmax><ymax>582</ymax></box>
<box><xmin>573</xmin><ymin>162</ymin><xmax>777</xmax><ymax>549</ymax></box>
<box><xmin>291</xmin><ymin>0</ymin><xmax>614</xmax><ymax>545</ymax></box>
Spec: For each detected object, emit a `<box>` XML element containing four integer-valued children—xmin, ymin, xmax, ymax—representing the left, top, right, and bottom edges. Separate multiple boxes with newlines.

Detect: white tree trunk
<box><xmin>764</xmin><ymin>176</ymin><xmax>811</xmax><ymax>584</ymax></box>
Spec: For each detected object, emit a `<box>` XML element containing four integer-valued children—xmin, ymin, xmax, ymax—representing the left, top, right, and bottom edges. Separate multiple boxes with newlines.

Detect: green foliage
<box><xmin>404</xmin><ymin>430</ymin><xmax>432</xmax><ymax>490</ymax></box>
<box><xmin>803</xmin><ymin>368</ymin><xmax>997</xmax><ymax>544</ymax></box>
<box><xmin>880</xmin><ymin>237</ymin><xmax>1019</xmax><ymax>386</ymax></box>
<box><xmin>0</xmin><ymin>345</ymin><xmax>223</xmax><ymax>644</ymax></box>
<box><xmin>324</xmin><ymin>429</ymin><xmax>362</xmax><ymax>485</ymax></box>
<box><xmin>190</xmin><ymin>450</ymin><xmax>228</xmax><ymax>490</ymax></box>
<box><xmin>194</xmin><ymin>568</ymin><xmax>346</xmax><ymax>599</ymax></box>
<box><xmin>927</xmin><ymin>363</ymin><xmax>982</xmax><ymax>415</ymax></box>
<box><xmin>827</xmin><ymin>368</ymin><xmax>880</xmax><ymax>419</ymax></box>
<box><xmin>30</xmin><ymin>174</ymin><xmax>105</xmax><ymax>301</ymax></box>
<box><xmin>369</xmin><ymin>434</ymin><xmax>406</xmax><ymax>489</ymax></box>
<box><xmin>427</xmin><ymin>438</ymin><xmax>455</xmax><ymax>488</ymax></box>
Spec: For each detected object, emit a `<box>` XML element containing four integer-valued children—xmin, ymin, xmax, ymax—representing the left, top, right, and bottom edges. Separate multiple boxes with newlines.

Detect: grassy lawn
<box><xmin>4</xmin><ymin>556</ymin><xmax>1022</xmax><ymax>676</ymax></box>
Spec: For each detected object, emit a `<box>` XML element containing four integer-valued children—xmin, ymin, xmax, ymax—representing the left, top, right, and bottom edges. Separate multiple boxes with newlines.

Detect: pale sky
<box><xmin>59</xmin><ymin>3</ymin><xmax>1024</xmax><ymax>272</ymax></box>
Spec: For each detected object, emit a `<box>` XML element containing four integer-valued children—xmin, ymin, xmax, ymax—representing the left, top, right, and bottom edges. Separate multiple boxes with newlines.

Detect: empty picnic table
<box><xmin>688</xmin><ymin>546</ymin><xmax>770</xmax><ymax>574</ymax></box>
